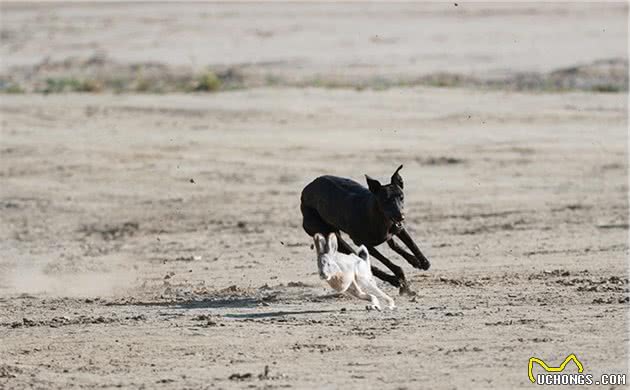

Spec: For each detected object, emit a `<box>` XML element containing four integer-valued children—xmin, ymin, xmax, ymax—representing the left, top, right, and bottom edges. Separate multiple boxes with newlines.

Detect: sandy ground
<box><xmin>1</xmin><ymin>3</ymin><xmax>629</xmax><ymax>390</ymax></box>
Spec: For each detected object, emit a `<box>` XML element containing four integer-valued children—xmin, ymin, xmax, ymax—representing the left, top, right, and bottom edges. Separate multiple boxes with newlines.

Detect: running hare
<box><xmin>313</xmin><ymin>233</ymin><xmax>395</xmax><ymax>310</ymax></box>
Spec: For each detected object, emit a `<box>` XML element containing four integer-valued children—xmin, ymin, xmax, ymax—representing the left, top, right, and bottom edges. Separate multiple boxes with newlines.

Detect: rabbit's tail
<box><xmin>357</xmin><ymin>245</ymin><xmax>370</xmax><ymax>265</ymax></box>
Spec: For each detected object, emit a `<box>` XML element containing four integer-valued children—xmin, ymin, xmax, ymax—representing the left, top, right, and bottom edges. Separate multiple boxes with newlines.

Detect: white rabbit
<box><xmin>313</xmin><ymin>233</ymin><xmax>395</xmax><ymax>311</ymax></box>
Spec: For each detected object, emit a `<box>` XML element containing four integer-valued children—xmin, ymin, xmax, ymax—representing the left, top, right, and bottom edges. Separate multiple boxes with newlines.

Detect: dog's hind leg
<box><xmin>334</xmin><ymin>233</ymin><xmax>358</xmax><ymax>255</ymax></box>
<box><xmin>300</xmin><ymin>205</ymin><xmax>358</xmax><ymax>256</ymax></box>
<box><xmin>301</xmin><ymin>204</ymin><xmax>335</xmax><ymax>237</ymax></box>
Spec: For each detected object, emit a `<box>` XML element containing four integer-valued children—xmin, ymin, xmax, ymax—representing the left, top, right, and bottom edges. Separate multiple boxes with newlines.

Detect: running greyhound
<box><xmin>300</xmin><ymin>165</ymin><xmax>430</xmax><ymax>294</ymax></box>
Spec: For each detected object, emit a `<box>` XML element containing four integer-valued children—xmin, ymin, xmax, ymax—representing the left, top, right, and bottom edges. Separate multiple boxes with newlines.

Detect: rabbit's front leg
<box><xmin>327</xmin><ymin>272</ymin><xmax>354</xmax><ymax>294</ymax></box>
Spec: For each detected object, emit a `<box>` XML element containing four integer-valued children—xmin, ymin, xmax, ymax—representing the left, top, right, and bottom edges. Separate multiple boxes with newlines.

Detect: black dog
<box><xmin>300</xmin><ymin>165</ymin><xmax>430</xmax><ymax>294</ymax></box>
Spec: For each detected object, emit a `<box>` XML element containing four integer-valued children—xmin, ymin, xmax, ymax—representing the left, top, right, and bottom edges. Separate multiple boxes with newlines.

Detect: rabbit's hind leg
<box><xmin>369</xmin><ymin>282</ymin><xmax>396</xmax><ymax>310</ymax></box>
<box><xmin>347</xmin><ymin>280</ymin><xmax>381</xmax><ymax>311</ymax></box>
<box><xmin>355</xmin><ymin>267</ymin><xmax>396</xmax><ymax>310</ymax></box>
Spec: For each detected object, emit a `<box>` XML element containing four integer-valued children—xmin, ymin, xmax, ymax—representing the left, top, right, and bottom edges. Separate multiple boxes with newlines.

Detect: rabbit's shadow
<box><xmin>128</xmin><ymin>290</ymin><xmax>343</xmax><ymax>311</ymax></box>
<box><xmin>174</xmin><ymin>294</ymin><xmax>341</xmax><ymax>319</ymax></box>
<box><xmin>224</xmin><ymin>309</ymin><xmax>336</xmax><ymax>319</ymax></box>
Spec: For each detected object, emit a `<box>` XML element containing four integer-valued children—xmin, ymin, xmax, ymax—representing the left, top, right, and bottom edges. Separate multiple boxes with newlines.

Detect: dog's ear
<box><xmin>327</xmin><ymin>233</ymin><xmax>338</xmax><ymax>254</ymax></box>
<box><xmin>365</xmin><ymin>175</ymin><xmax>381</xmax><ymax>193</ymax></box>
<box><xmin>313</xmin><ymin>233</ymin><xmax>326</xmax><ymax>255</ymax></box>
<box><xmin>391</xmin><ymin>164</ymin><xmax>403</xmax><ymax>189</ymax></box>
<box><xmin>357</xmin><ymin>245</ymin><xmax>369</xmax><ymax>261</ymax></box>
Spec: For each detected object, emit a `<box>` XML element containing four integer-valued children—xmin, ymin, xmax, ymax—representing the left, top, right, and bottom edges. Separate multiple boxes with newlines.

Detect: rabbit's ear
<box><xmin>313</xmin><ymin>233</ymin><xmax>326</xmax><ymax>255</ymax></box>
<box><xmin>357</xmin><ymin>245</ymin><xmax>369</xmax><ymax>261</ymax></box>
<box><xmin>327</xmin><ymin>233</ymin><xmax>338</xmax><ymax>254</ymax></box>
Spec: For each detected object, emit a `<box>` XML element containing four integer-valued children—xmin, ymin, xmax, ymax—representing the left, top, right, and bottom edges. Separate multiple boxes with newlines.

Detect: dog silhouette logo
<box><xmin>528</xmin><ymin>354</ymin><xmax>584</xmax><ymax>383</ymax></box>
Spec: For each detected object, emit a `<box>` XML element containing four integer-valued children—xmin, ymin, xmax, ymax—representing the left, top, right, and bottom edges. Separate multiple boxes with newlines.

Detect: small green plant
<box><xmin>195</xmin><ymin>71</ymin><xmax>221</xmax><ymax>92</ymax></box>
<box><xmin>41</xmin><ymin>77</ymin><xmax>82</xmax><ymax>93</ymax></box>
<box><xmin>37</xmin><ymin>77</ymin><xmax>107</xmax><ymax>93</ymax></box>
<box><xmin>425</xmin><ymin>73</ymin><xmax>462</xmax><ymax>88</ymax></box>
<box><xmin>265</xmin><ymin>74</ymin><xmax>281</xmax><ymax>86</ymax></box>
<box><xmin>134</xmin><ymin>78</ymin><xmax>152</xmax><ymax>92</ymax></box>
<box><xmin>591</xmin><ymin>84</ymin><xmax>621</xmax><ymax>93</ymax></box>
<box><xmin>4</xmin><ymin>84</ymin><xmax>24</xmax><ymax>93</ymax></box>
<box><xmin>78</xmin><ymin>79</ymin><xmax>103</xmax><ymax>92</ymax></box>
<box><xmin>110</xmin><ymin>78</ymin><xmax>127</xmax><ymax>94</ymax></box>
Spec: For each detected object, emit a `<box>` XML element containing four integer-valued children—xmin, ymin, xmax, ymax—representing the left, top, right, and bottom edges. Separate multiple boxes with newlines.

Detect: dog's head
<box><xmin>365</xmin><ymin>165</ymin><xmax>405</xmax><ymax>234</ymax></box>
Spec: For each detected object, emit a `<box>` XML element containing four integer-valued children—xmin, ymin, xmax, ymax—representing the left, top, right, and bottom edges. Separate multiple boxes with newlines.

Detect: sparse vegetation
<box><xmin>133</xmin><ymin>78</ymin><xmax>153</xmax><ymax>93</ymax></box>
<box><xmin>1</xmin><ymin>57</ymin><xmax>626</xmax><ymax>94</ymax></box>
<box><xmin>3</xmin><ymin>84</ymin><xmax>24</xmax><ymax>94</ymax></box>
<box><xmin>36</xmin><ymin>78</ymin><xmax>104</xmax><ymax>94</ymax></box>
<box><xmin>195</xmin><ymin>71</ymin><xmax>221</xmax><ymax>92</ymax></box>
<box><xmin>79</xmin><ymin>79</ymin><xmax>104</xmax><ymax>93</ymax></box>
<box><xmin>591</xmin><ymin>84</ymin><xmax>622</xmax><ymax>93</ymax></box>
<box><xmin>40</xmin><ymin>78</ymin><xmax>82</xmax><ymax>94</ymax></box>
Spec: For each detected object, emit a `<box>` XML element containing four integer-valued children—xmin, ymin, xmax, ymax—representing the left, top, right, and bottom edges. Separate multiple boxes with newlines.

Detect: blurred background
<box><xmin>1</xmin><ymin>3</ymin><xmax>627</xmax><ymax>93</ymax></box>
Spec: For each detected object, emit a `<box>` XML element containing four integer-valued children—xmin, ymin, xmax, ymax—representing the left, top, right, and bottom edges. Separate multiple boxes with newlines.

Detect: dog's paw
<box><xmin>411</xmin><ymin>260</ymin><xmax>431</xmax><ymax>271</ymax></box>
<box><xmin>366</xmin><ymin>304</ymin><xmax>382</xmax><ymax>311</ymax></box>
<box><xmin>398</xmin><ymin>285</ymin><xmax>416</xmax><ymax>296</ymax></box>
<box><xmin>387</xmin><ymin>303</ymin><xmax>397</xmax><ymax>310</ymax></box>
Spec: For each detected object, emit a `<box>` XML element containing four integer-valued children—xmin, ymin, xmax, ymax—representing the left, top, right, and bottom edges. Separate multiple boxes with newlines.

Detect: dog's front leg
<box><xmin>366</xmin><ymin>246</ymin><xmax>412</xmax><ymax>295</ymax></box>
<box><xmin>388</xmin><ymin>237</ymin><xmax>425</xmax><ymax>270</ymax></box>
<box><xmin>395</xmin><ymin>228</ymin><xmax>430</xmax><ymax>270</ymax></box>
<box><xmin>370</xmin><ymin>266</ymin><xmax>401</xmax><ymax>288</ymax></box>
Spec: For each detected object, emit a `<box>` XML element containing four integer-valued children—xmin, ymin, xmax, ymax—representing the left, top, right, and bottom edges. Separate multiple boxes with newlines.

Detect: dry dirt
<box><xmin>0</xmin><ymin>3</ymin><xmax>629</xmax><ymax>390</ymax></box>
